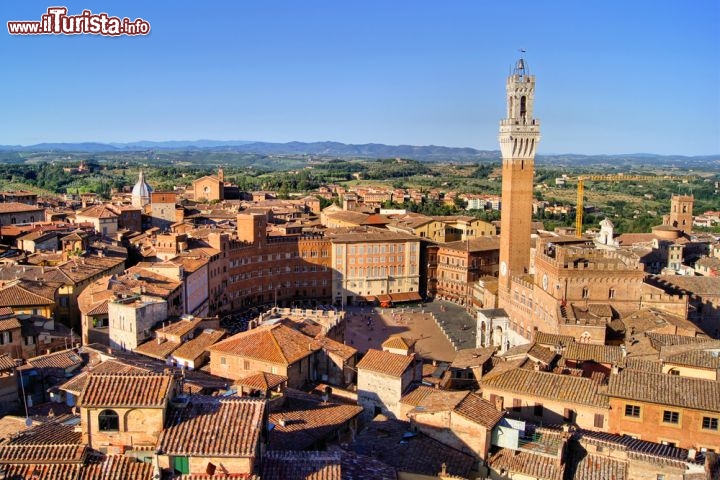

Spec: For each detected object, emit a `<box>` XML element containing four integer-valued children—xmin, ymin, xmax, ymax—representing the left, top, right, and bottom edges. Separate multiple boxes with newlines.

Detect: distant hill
<box><xmin>0</xmin><ymin>140</ymin><xmax>716</xmax><ymax>167</ymax></box>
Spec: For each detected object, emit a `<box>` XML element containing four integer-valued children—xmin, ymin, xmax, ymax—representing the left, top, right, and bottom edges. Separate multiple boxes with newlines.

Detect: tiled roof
<box><xmin>664</xmin><ymin>349</ymin><xmax>720</xmax><ymax>369</ymax></box>
<box><xmin>527</xmin><ymin>344</ymin><xmax>557</xmax><ymax>365</ymax></box>
<box><xmin>134</xmin><ymin>338</ymin><xmax>181</xmax><ymax>360</ymax></box>
<box><xmin>0</xmin><ymin>354</ymin><xmax>16</xmax><ymax>372</ymax></box>
<box><xmin>356</xmin><ymin>349</ymin><xmax>414</xmax><ymax>378</ymax></box>
<box><xmin>0</xmin><ymin>318</ymin><xmax>21</xmax><ymax>332</ymax></box>
<box><xmin>268</xmin><ymin>390</ymin><xmax>363</xmax><ymax>451</ymax></box>
<box><xmin>79</xmin><ymin>453</ymin><xmax>155</xmax><ymax>480</ymax></box>
<box><xmin>79</xmin><ymin>372</ymin><xmax>173</xmax><ymax>408</ymax></box>
<box><xmin>332</xmin><ymin>448</ymin><xmax>396</xmax><ymax>480</ymax></box>
<box><xmin>488</xmin><ymin>448</ymin><xmax>561</xmax><ymax>480</ymax></box>
<box><xmin>0</xmin><ymin>422</ymin><xmax>86</xmax><ymax>464</ymax></box>
<box><xmin>311</xmin><ymin>336</ymin><xmax>356</xmax><ymax>361</ymax></box>
<box><xmin>76</xmin><ymin>205</ymin><xmax>118</xmax><ymax>219</ymax></box>
<box><xmin>623</xmin><ymin>357</ymin><xmax>663</xmax><ymax>373</ymax></box>
<box><xmin>351</xmin><ymin>415</ymin><xmax>473</xmax><ymax>478</ymax></box>
<box><xmin>646</xmin><ymin>333</ymin><xmax>715</xmax><ymax>350</ymax></box>
<box><xmin>0</xmin><ymin>202</ymin><xmax>43</xmax><ymax>213</ymax></box>
<box><xmin>482</xmin><ymin>368</ymin><xmax>609</xmax><ymax>409</ymax></box>
<box><xmin>564</xmin><ymin>444</ymin><xmax>627</xmax><ymax>480</ymax></box>
<box><xmin>574</xmin><ymin>429</ymin><xmax>705</xmax><ymax>467</ymax></box>
<box><xmin>450</xmin><ymin>346</ymin><xmax>495</xmax><ymax>369</ymax></box>
<box><xmin>534</xmin><ymin>332</ymin><xmax>575</xmax><ymax>347</ymax></box>
<box><xmin>0</xmin><ymin>281</ymin><xmax>57</xmax><ymax>307</ymax></box>
<box><xmin>606</xmin><ymin>369</ymin><xmax>720</xmax><ymax>412</ymax></box>
<box><xmin>407</xmin><ymin>389</ymin><xmax>467</xmax><ymax>414</ymax></box>
<box><xmin>563</xmin><ymin>343</ymin><xmax>623</xmax><ymax>365</ymax></box>
<box><xmin>381</xmin><ymin>335</ymin><xmax>416</xmax><ymax>351</ymax></box>
<box><xmin>210</xmin><ymin>324</ymin><xmax>316</xmax><ymax>365</ymax></box>
<box><xmin>27</xmin><ymin>349</ymin><xmax>83</xmax><ymax>370</ymax></box>
<box><xmin>172</xmin><ymin>329</ymin><xmax>226</xmax><ymax>361</ymax></box>
<box><xmin>0</xmin><ymin>463</ymin><xmax>82</xmax><ymax>478</ymax></box>
<box><xmin>237</xmin><ymin>372</ymin><xmax>288</xmax><ymax>391</ymax></box>
<box><xmin>400</xmin><ymin>384</ymin><xmax>435</xmax><ymax>407</ymax></box>
<box><xmin>440</xmin><ymin>236</ymin><xmax>501</xmax><ymax>253</ymax></box>
<box><xmin>157</xmin><ymin>317</ymin><xmax>203</xmax><ymax>338</ymax></box>
<box><xmin>262</xmin><ymin>451</ymin><xmax>341</xmax><ymax>480</ymax></box>
<box><xmin>59</xmin><ymin>360</ymin><xmax>150</xmax><ymax>395</ymax></box>
<box><xmin>453</xmin><ymin>393</ymin><xmax>503</xmax><ymax>429</ymax></box>
<box><xmin>158</xmin><ymin>396</ymin><xmax>265</xmax><ymax>457</ymax></box>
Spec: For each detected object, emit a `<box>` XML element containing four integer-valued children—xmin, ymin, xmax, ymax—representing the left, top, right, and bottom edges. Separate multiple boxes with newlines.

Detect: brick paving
<box><xmin>343</xmin><ymin>301</ymin><xmax>477</xmax><ymax>363</ymax></box>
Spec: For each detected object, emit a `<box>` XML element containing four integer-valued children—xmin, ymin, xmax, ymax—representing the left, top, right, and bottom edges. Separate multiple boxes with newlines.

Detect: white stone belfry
<box><xmin>596</xmin><ymin>218</ymin><xmax>619</xmax><ymax>248</ymax></box>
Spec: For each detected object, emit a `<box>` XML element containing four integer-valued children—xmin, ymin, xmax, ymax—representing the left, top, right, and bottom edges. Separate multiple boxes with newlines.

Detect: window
<box><xmin>243</xmin><ymin>360</ymin><xmax>250</xmax><ymax>370</ymax></box>
<box><xmin>702</xmin><ymin>417</ymin><xmax>719</xmax><ymax>430</ymax></box>
<box><xmin>594</xmin><ymin>414</ymin><xmax>604</xmax><ymax>428</ymax></box>
<box><xmin>0</xmin><ymin>331</ymin><xmax>11</xmax><ymax>345</ymax></box>
<box><xmin>564</xmin><ymin>408</ymin><xmax>575</xmax><ymax>423</ymax></box>
<box><xmin>581</xmin><ymin>287</ymin><xmax>589</xmax><ymax>299</ymax></box>
<box><xmin>624</xmin><ymin>404</ymin><xmax>641</xmax><ymax>418</ymax></box>
<box><xmin>608</xmin><ymin>288</ymin><xmax>615</xmax><ymax>299</ymax></box>
<box><xmin>662</xmin><ymin>411</ymin><xmax>679</xmax><ymax>424</ymax></box>
<box><xmin>512</xmin><ymin>398</ymin><xmax>521</xmax><ymax>412</ymax></box>
<box><xmin>534</xmin><ymin>403</ymin><xmax>543</xmax><ymax>417</ymax></box>
<box><xmin>668</xmin><ymin>368</ymin><xmax>680</xmax><ymax>376</ymax></box>
<box><xmin>98</xmin><ymin>409</ymin><xmax>119</xmax><ymax>431</ymax></box>
<box><xmin>220</xmin><ymin>357</ymin><xmax>227</xmax><ymax>365</ymax></box>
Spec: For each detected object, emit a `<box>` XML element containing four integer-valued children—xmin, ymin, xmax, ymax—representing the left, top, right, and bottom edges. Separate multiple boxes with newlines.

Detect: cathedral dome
<box><xmin>131</xmin><ymin>170</ymin><xmax>153</xmax><ymax>207</ymax></box>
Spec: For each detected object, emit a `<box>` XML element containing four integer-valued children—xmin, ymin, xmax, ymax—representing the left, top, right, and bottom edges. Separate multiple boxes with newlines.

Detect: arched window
<box><xmin>98</xmin><ymin>409</ymin><xmax>119</xmax><ymax>431</ymax></box>
<box><xmin>520</xmin><ymin>96</ymin><xmax>527</xmax><ymax>118</ymax></box>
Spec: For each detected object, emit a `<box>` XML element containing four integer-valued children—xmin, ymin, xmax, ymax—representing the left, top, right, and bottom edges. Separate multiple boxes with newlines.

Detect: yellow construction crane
<box><xmin>575</xmin><ymin>174</ymin><xmax>692</xmax><ymax>238</ymax></box>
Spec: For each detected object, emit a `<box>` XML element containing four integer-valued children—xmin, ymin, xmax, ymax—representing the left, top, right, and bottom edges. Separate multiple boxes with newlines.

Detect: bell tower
<box><xmin>498</xmin><ymin>56</ymin><xmax>541</xmax><ymax>292</ymax></box>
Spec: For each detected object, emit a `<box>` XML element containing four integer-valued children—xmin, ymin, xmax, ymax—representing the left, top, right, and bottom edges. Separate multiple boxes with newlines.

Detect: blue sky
<box><xmin>2</xmin><ymin>1</ymin><xmax>719</xmax><ymax>155</ymax></box>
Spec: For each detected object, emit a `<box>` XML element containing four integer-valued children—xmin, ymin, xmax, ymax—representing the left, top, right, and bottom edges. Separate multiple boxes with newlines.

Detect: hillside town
<box><xmin>0</xmin><ymin>61</ymin><xmax>717</xmax><ymax>480</ymax></box>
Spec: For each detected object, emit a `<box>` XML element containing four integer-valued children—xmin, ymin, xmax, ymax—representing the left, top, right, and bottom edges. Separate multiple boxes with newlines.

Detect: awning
<box><xmin>389</xmin><ymin>292</ymin><xmax>423</xmax><ymax>303</ymax></box>
<box><xmin>358</xmin><ymin>295</ymin><xmax>376</xmax><ymax>303</ymax></box>
<box><xmin>377</xmin><ymin>294</ymin><xmax>392</xmax><ymax>303</ymax></box>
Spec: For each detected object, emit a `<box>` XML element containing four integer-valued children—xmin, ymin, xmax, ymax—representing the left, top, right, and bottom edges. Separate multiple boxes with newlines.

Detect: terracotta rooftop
<box><xmin>0</xmin><ymin>422</ymin><xmax>86</xmax><ymax>465</ymax></box>
<box><xmin>237</xmin><ymin>372</ymin><xmax>288</xmax><ymax>391</ymax></box>
<box><xmin>399</xmin><ymin>384</ymin><xmax>435</xmax><ymax>407</ymax></box>
<box><xmin>172</xmin><ymin>329</ymin><xmax>226</xmax><ymax>361</ymax></box>
<box><xmin>0</xmin><ymin>317</ymin><xmax>21</xmax><ymax>332</ymax></box>
<box><xmin>79</xmin><ymin>372</ymin><xmax>173</xmax><ymax>408</ymax></box>
<box><xmin>440</xmin><ymin>236</ymin><xmax>501</xmax><ymax>253</ymax></box>
<box><xmin>0</xmin><ymin>280</ymin><xmax>58</xmax><ymax>307</ymax></box>
<box><xmin>606</xmin><ymin>369</ymin><xmax>720</xmax><ymax>412</ymax></box>
<box><xmin>262</xmin><ymin>451</ymin><xmax>341</xmax><ymax>480</ymax></box>
<box><xmin>488</xmin><ymin>448</ymin><xmax>561</xmax><ymax>480</ymax></box>
<box><xmin>80</xmin><ymin>453</ymin><xmax>155</xmax><ymax>480</ymax></box>
<box><xmin>58</xmin><ymin>359</ymin><xmax>150</xmax><ymax>396</ymax></box>
<box><xmin>158</xmin><ymin>396</ymin><xmax>265</xmax><ymax>458</ymax></box>
<box><xmin>0</xmin><ymin>202</ymin><xmax>44</xmax><ymax>214</ymax></box>
<box><xmin>76</xmin><ymin>205</ymin><xmax>118</xmax><ymax>219</ymax></box>
<box><xmin>268</xmin><ymin>389</ymin><xmax>363</xmax><ymax>451</ymax></box>
<box><xmin>482</xmin><ymin>368</ymin><xmax>609</xmax><ymax>409</ymax></box>
<box><xmin>0</xmin><ymin>463</ymin><xmax>82</xmax><ymax>478</ymax></box>
<box><xmin>453</xmin><ymin>392</ymin><xmax>504</xmax><ymax>429</ymax></box>
<box><xmin>210</xmin><ymin>324</ymin><xmax>317</xmax><ymax>365</ymax></box>
<box><xmin>310</xmin><ymin>335</ymin><xmax>357</xmax><ymax>361</ymax></box>
<box><xmin>356</xmin><ymin>349</ymin><xmax>414</xmax><ymax>378</ymax></box>
<box><xmin>26</xmin><ymin>349</ymin><xmax>83</xmax><ymax>370</ymax></box>
<box><xmin>563</xmin><ymin>343</ymin><xmax>624</xmax><ymax>365</ymax></box>
<box><xmin>381</xmin><ymin>335</ymin><xmax>416</xmax><ymax>351</ymax></box>
<box><xmin>324</xmin><ymin>226</ymin><xmax>418</xmax><ymax>243</ymax></box>
<box><xmin>0</xmin><ymin>354</ymin><xmax>16</xmax><ymax>372</ymax></box>
<box><xmin>134</xmin><ymin>338</ymin><xmax>181</xmax><ymax>360</ymax></box>
<box><xmin>450</xmin><ymin>346</ymin><xmax>495</xmax><ymax>369</ymax></box>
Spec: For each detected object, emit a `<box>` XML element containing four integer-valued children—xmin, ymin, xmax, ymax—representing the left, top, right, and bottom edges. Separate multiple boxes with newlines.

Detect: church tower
<box><xmin>498</xmin><ymin>56</ymin><xmax>541</xmax><ymax>292</ymax></box>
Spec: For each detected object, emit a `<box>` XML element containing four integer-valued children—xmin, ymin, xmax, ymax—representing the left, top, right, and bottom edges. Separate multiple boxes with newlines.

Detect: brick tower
<box><xmin>498</xmin><ymin>56</ymin><xmax>541</xmax><ymax>292</ymax></box>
